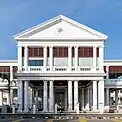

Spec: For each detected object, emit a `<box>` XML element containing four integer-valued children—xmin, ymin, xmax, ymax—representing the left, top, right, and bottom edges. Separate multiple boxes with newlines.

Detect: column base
<box><xmin>24</xmin><ymin>110</ymin><xmax>29</xmax><ymax>113</ymax></box>
<box><xmin>84</xmin><ymin>103</ymin><xmax>90</xmax><ymax>111</ymax></box>
<box><xmin>68</xmin><ymin>109</ymin><xmax>74</xmax><ymax>112</ymax></box>
<box><xmin>17</xmin><ymin>110</ymin><xmax>23</xmax><ymax>113</ymax></box>
<box><xmin>92</xmin><ymin>109</ymin><xmax>99</xmax><ymax>112</ymax></box>
<box><xmin>43</xmin><ymin>109</ymin><xmax>48</xmax><ymax>112</ymax></box>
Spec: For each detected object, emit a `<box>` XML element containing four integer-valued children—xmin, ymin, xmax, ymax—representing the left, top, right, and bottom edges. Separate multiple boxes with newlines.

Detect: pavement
<box><xmin>0</xmin><ymin>118</ymin><xmax>120</xmax><ymax>122</ymax></box>
<box><xmin>87</xmin><ymin>119</ymin><xmax>115</xmax><ymax>122</ymax></box>
<box><xmin>53</xmin><ymin>119</ymin><xmax>116</xmax><ymax>122</ymax></box>
<box><xmin>0</xmin><ymin>118</ymin><xmax>47</xmax><ymax>122</ymax></box>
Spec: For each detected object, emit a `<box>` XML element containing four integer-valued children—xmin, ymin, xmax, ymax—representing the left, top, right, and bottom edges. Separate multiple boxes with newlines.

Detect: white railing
<box><xmin>28</xmin><ymin>66</ymin><xmax>43</xmax><ymax>72</ymax></box>
<box><xmin>0</xmin><ymin>81</ymin><xmax>8</xmax><ymax>87</ymax></box>
<box><xmin>53</xmin><ymin>66</ymin><xmax>67</xmax><ymax>71</ymax></box>
<box><xmin>105</xmin><ymin>79</ymin><xmax>122</xmax><ymax>85</ymax></box>
<box><xmin>78</xmin><ymin>66</ymin><xmax>92</xmax><ymax>72</ymax></box>
<box><xmin>21</xmin><ymin>66</ymin><xmax>101</xmax><ymax>73</ymax></box>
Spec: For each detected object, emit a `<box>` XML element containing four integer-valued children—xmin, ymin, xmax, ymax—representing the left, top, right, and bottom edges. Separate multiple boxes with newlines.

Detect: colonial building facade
<box><xmin>0</xmin><ymin>15</ymin><xmax>122</xmax><ymax>113</ymax></box>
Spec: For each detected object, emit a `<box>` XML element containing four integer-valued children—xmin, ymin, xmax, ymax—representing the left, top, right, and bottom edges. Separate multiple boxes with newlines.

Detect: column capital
<box><xmin>49</xmin><ymin>45</ymin><xmax>53</xmax><ymax>48</ymax></box>
<box><xmin>24</xmin><ymin>45</ymin><xmax>28</xmax><ymax>48</ymax></box>
<box><xmin>49</xmin><ymin>80</ymin><xmax>54</xmax><ymax>82</ymax></box>
<box><xmin>68</xmin><ymin>80</ymin><xmax>72</xmax><ymax>82</ymax></box>
<box><xmin>99</xmin><ymin>45</ymin><xmax>104</xmax><ymax>48</ymax></box>
<box><xmin>43</xmin><ymin>80</ymin><xmax>48</xmax><ymax>82</ymax></box>
<box><xmin>18</xmin><ymin>45</ymin><xmax>23</xmax><ymax>48</ymax></box>
<box><xmin>74</xmin><ymin>46</ymin><xmax>79</xmax><ymax>48</ymax></box>
<box><xmin>105</xmin><ymin>65</ymin><xmax>110</xmax><ymax>68</ymax></box>
<box><xmin>74</xmin><ymin>80</ymin><xmax>78</xmax><ymax>82</ymax></box>
<box><xmin>68</xmin><ymin>45</ymin><xmax>72</xmax><ymax>48</ymax></box>
<box><xmin>43</xmin><ymin>45</ymin><xmax>48</xmax><ymax>48</ymax></box>
<box><xmin>93</xmin><ymin>46</ymin><xmax>97</xmax><ymax>48</ymax></box>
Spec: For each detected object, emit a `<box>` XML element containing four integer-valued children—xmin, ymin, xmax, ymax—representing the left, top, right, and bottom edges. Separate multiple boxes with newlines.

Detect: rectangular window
<box><xmin>53</xmin><ymin>47</ymin><xmax>68</xmax><ymax>57</ymax></box>
<box><xmin>78</xmin><ymin>47</ymin><xmax>93</xmax><ymax>57</ymax></box>
<box><xmin>28</xmin><ymin>60</ymin><xmax>43</xmax><ymax>66</ymax></box>
<box><xmin>28</xmin><ymin>47</ymin><xmax>43</xmax><ymax>57</ymax></box>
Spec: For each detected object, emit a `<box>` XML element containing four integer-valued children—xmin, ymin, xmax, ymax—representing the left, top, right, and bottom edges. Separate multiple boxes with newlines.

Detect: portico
<box><xmin>16</xmin><ymin>73</ymin><xmax>105</xmax><ymax>113</ymax></box>
<box><xmin>14</xmin><ymin>15</ymin><xmax>108</xmax><ymax>113</ymax></box>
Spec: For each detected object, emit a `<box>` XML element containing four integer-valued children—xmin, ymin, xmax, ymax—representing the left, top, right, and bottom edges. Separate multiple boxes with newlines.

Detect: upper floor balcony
<box><xmin>17</xmin><ymin>45</ymin><xmax>104</xmax><ymax>74</ymax></box>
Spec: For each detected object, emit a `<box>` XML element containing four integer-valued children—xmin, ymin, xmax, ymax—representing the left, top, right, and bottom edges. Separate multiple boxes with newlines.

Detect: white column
<box><xmin>43</xmin><ymin>81</ymin><xmax>48</xmax><ymax>112</ymax></box>
<box><xmin>109</xmin><ymin>91</ymin><xmax>111</xmax><ymax>105</ymax></box>
<box><xmin>29</xmin><ymin>88</ymin><xmax>32</xmax><ymax>109</ymax></box>
<box><xmin>24</xmin><ymin>81</ymin><xmax>29</xmax><ymax>112</ymax></box>
<box><xmin>43</xmin><ymin>46</ymin><xmax>47</xmax><ymax>71</ymax></box>
<box><xmin>49</xmin><ymin>46</ymin><xmax>53</xmax><ymax>71</ymax></box>
<box><xmin>68</xmin><ymin>46</ymin><xmax>72</xmax><ymax>71</ymax></box>
<box><xmin>106</xmin><ymin>88</ymin><xmax>109</xmax><ymax>105</ymax></box>
<box><xmin>93</xmin><ymin>81</ymin><xmax>97</xmax><ymax>111</ymax></box>
<box><xmin>10</xmin><ymin>66</ymin><xmax>13</xmax><ymax>81</ymax></box>
<box><xmin>99</xmin><ymin>46</ymin><xmax>104</xmax><ymax>71</ymax></box>
<box><xmin>74</xmin><ymin>80</ymin><xmax>78</xmax><ymax>111</ymax></box>
<box><xmin>65</xmin><ymin>88</ymin><xmax>67</xmax><ymax>111</ymax></box>
<box><xmin>68</xmin><ymin>81</ymin><xmax>72</xmax><ymax>112</ymax></box>
<box><xmin>24</xmin><ymin>46</ymin><xmax>28</xmax><ymax>72</ymax></box>
<box><xmin>89</xmin><ymin>88</ymin><xmax>92</xmax><ymax>110</ymax></box>
<box><xmin>35</xmin><ymin>90</ymin><xmax>38</xmax><ymax>111</ymax></box>
<box><xmin>115</xmin><ymin>89</ymin><xmax>118</xmax><ymax>105</ymax></box>
<box><xmin>7</xmin><ymin>92</ymin><xmax>10</xmax><ymax>105</ymax></box>
<box><xmin>98</xmin><ymin>80</ymin><xmax>104</xmax><ymax>112</ymax></box>
<box><xmin>74</xmin><ymin>46</ymin><xmax>78</xmax><ymax>71</ymax></box>
<box><xmin>106</xmin><ymin>66</ymin><xmax>109</xmax><ymax>80</ymax></box>
<box><xmin>86</xmin><ymin>88</ymin><xmax>90</xmax><ymax>110</ymax></box>
<box><xmin>10</xmin><ymin>89</ymin><xmax>13</xmax><ymax>105</ymax></box>
<box><xmin>93</xmin><ymin>46</ymin><xmax>97</xmax><ymax>71</ymax></box>
<box><xmin>81</xmin><ymin>88</ymin><xmax>84</xmax><ymax>110</ymax></box>
<box><xmin>0</xmin><ymin>90</ymin><xmax>3</xmax><ymax>106</ymax></box>
<box><xmin>18</xmin><ymin>45</ymin><xmax>22</xmax><ymax>72</ymax></box>
<box><xmin>18</xmin><ymin>80</ymin><xmax>23</xmax><ymax>112</ymax></box>
<box><xmin>49</xmin><ymin>81</ymin><xmax>54</xmax><ymax>112</ymax></box>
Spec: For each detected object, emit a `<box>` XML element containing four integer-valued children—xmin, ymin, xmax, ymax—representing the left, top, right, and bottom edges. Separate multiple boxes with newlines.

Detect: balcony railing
<box><xmin>19</xmin><ymin>66</ymin><xmax>101</xmax><ymax>73</ymax></box>
<box><xmin>105</xmin><ymin>79</ymin><xmax>122</xmax><ymax>85</ymax></box>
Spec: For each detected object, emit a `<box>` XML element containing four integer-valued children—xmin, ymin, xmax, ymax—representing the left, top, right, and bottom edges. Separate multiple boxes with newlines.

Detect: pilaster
<box><xmin>43</xmin><ymin>81</ymin><xmax>48</xmax><ymax>112</ymax></box>
<box><xmin>98</xmin><ymin>79</ymin><xmax>104</xmax><ymax>112</ymax></box>
<box><xmin>43</xmin><ymin>46</ymin><xmax>47</xmax><ymax>71</ymax></box>
<box><xmin>18</xmin><ymin>45</ymin><xmax>22</xmax><ymax>72</ymax></box>
<box><xmin>18</xmin><ymin>80</ymin><xmax>23</xmax><ymax>112</ymax></box>
<box><xmin>24</xmin><ymin>46</ymin><xmax>28</xmax><ymax>72</ymax></box>
<box><xmin>74</xmin><ymin>46</ymin><xmax>78</xmax><ymax>71</ymax></box>
<box><xmin>74</xmin><ymin>80</ymin><xmax>78</xmax><ymax>111</ymax></box>
<box><xmin>68</xmin><ymin>80</ymin><xmax>72</xmax><ymax>112</ymax></box>
<box><xmin>68</xmin><ymin>46</ymin><xmax>72</xmax><ymax>71</ymax></box>
<box><xmin>49</xmin><ymin>46</ymin><xmax>53</xmax><ymax>71</ymax></box>
<box><xmin>92</xmin><ymin>81</ymin><xmax>97</xmax><ymax>111</ymax></box>
<box><xmin>24</xmin><ymin>81</ymin><xmax>29</xmax><ymax>112</ymax></box>
<box><xmin>93</xmin><ymin>46</ymin><xmax>97</xmax><ymax>71</ymax></box>
<box><xmin>49</xmin><ymin>80</ymin><xmax>54</xmax><ymax>112</ymax></box>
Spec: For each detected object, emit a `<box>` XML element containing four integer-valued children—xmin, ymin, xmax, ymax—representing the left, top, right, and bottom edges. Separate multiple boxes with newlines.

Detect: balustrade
<box><xmin>21</xmin><ymin>66</ymin><xmax>98</xmax><ymax>73</ymax></box>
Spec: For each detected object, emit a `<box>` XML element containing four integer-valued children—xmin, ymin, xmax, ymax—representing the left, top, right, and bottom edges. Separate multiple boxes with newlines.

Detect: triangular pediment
<box><xmin>14</xmin><ymin>15</ymin><xmax>108</xmax><ymax>40</ymax></box>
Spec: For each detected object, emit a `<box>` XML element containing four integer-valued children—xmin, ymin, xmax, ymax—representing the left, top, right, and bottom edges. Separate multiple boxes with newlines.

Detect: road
<box><xmin>53</xmin><ymin>119</ymin><xmax>115</xmax><ymax>122</ymax></box>
<box><xmin>0</xmin><ymin>118</ymin><xmax>47</xmax><ymax>122</ymax></box>
<box><xmin>0</xmin><ymin>118</ymin><xmax>117</xmax><ymax>122</ymax></box>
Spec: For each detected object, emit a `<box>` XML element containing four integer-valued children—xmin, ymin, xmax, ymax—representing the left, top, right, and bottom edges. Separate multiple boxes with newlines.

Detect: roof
<box><xmin>14</xmin><ymin>15</ymin><xmax>108</xmax><ymax>40</ymax></box>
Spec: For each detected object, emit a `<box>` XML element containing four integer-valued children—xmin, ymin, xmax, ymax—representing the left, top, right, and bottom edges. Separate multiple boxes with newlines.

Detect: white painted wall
<box><xmin>30</xmin><ymin>21</ymin><xmax>100</xmax><ymax>39</ymax></box>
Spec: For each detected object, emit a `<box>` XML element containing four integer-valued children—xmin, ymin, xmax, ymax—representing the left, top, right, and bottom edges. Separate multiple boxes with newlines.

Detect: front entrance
<box><xmin>55</xmin><ymin>89</ymin><xmax>65</xmax><ymax>111</ymax></box>
<box><xmin>54</xmin><ymin>81</ymin><xmax>68</xmax><ymax>111</ymax></box>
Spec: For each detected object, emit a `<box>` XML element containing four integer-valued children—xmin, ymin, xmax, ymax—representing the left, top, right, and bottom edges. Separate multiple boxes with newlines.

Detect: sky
<box><xmin>0</xmin><ymin>0</ymin><xmax>122</xmax><ymax>60</ymax></box>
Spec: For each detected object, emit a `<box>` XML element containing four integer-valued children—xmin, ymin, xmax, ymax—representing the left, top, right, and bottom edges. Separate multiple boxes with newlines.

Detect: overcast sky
<box><xmin>0</xmin><ymin>0</ymin><xmax>121</xmax><ymax>60</ymax></box>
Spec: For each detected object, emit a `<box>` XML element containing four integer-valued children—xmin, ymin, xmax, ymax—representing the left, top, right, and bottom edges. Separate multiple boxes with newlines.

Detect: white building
<box><xmin>0</xmin><ymin>15</ymin><xmax>122</xmax><ymax>113</ymax></box>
